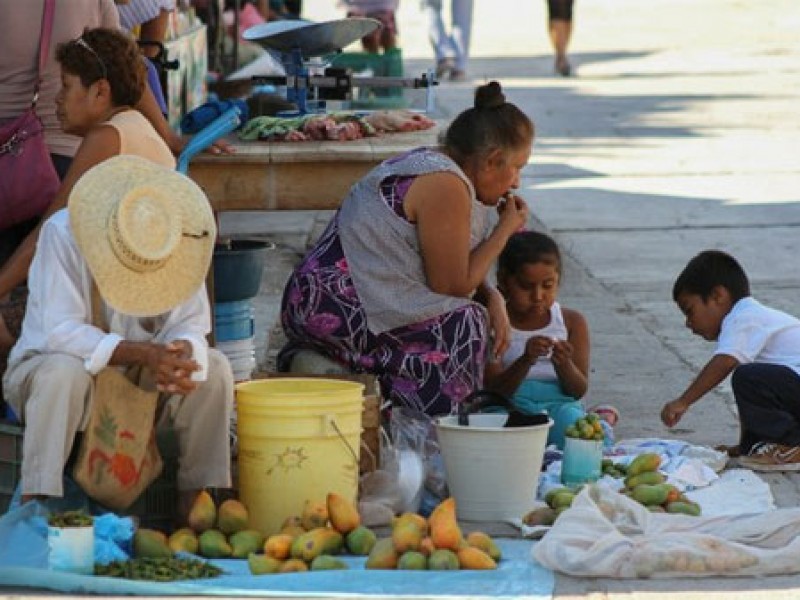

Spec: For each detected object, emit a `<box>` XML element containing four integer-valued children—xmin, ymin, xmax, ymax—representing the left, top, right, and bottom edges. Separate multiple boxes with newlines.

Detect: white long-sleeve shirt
<box><xmin>7</xmin><ymin>209</ymin><xmax>211</xmax><ymax>380</ymax></box>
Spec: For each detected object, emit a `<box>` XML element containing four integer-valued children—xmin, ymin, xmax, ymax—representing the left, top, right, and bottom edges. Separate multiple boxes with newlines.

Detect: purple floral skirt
<box><xmin>279</xmin><ymin>218</ymin><xmax>488</xmax><ymax>417</ymax></box>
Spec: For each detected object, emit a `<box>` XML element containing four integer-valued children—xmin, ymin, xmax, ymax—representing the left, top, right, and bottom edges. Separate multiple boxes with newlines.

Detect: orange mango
<box><xmin>457</xmin><ymin>545</ymin><xmax>497</xmax><ymax>570</ymax></box>
<box><xmin>327</xmin><ymin>492</ymin><xmax>361</xmax><ymax>534</ymax></box>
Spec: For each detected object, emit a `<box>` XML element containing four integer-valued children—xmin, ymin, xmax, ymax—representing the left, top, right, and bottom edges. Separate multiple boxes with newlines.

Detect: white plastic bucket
<box><xmin>435</xmin><ymin>414</ymin><xmax>552</xmax><ymax>521</ymax></box>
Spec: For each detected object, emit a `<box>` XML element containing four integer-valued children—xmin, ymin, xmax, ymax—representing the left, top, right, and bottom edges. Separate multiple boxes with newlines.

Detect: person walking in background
<box><xmin>547</xmin><ymin>0</ymin><xmax>575</xmax><ymax>76</ymax></box>
<box><xmin>422</xmin><ymin>0</ymin><xmax>473</xmax><ymax>82</ymax></box>
<box><xmin>484</xmin><ymin>231</ymin><xmax>591</xmax><ymax>449</ymax></box>
<box><xmin>340</xmin><ymin>0</ymin><xmax>400</xmax><ymax>54</ymax></box>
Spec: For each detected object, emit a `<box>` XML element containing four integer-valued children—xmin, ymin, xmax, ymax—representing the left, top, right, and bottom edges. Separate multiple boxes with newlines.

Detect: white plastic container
<box><xmin>47</xmin><ymin>524</ymin><xmax>95</xmax><ymax>575</ymax></box>
<box><xmin>435</xmin><ymin>414</ymin><xmax>552</xmax><ymax>521</ymax></box>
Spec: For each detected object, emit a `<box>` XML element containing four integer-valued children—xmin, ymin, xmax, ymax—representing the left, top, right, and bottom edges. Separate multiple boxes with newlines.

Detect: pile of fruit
<box><xmin>364</xmin><ymin>497</ymin><xmax>500</xmax><ymax>571</ymax></box>
<box><xmin>133</xmin><ymin>491</ymin><xmax>262</xmax><ymax>561</ymax></box>
<box><xmin>250</xmin><ymin>495</ymin><xmax>501</xmax><ymax>573</ymax></box>
<box><xmin>48</xmin><ymin>510</ymin><xmax>93</xmax><ymax>528</ymax></box>
<box><xmin>95</xmin><ymin>557</ymin><xmax>223</xmax><ymax>581</ymax></box>
<box><xmin>523</xmin><ymin>452</ymin><xmax>702</xmax><ymax>527</ymax></box>
<box><xmin>564</xmin><ymin>413</ymin><xmax>605</xmax><ymax>442</ymax></box>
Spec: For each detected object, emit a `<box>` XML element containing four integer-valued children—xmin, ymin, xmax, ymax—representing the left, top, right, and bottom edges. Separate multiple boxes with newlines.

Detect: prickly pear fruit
<box><xmin>301</xmin><ymin>499</ymin><xmax>329</xmax><ymax>531</ymax></box>
<box><xmin>168</xmin><ymin>527</ymin><xmax>199</xmax><ymax>554</ymax></box>
<box><xmin>217</xmin><ymin>498</ymin><xmax>249</xmax><ymax>535</ymax></box>
<box><xmin>327</xmin><ymin>491</ymin><xmax>360</xmax><ymax>534</ymax></box>
<box><xmin>248</xmin><ymin>553</ymin><xmax>283</xmax><ymax>575</ymax></box>
<box><xmin>198</xmin><ymin>529</ymin><xmax>232</xmax><ymax>558</ymax></box>
<box><xmin>230</xmin><ymin>529</ymin><xmax>265</xmax><ymax>558</ymax></box>
<box><xmin>187</xmin><ymin>490</ymin><xmax>217</xmax><ymax>534</ymax></box>
<box><xmin>345</xmin><ymin>525</ymin><xmax>377</xmax><ymax>556</ymax></box>
<box><xmin>134</xmin><ymin>528</ymin><xmax>173</xmax><ymax>558</ymax></box>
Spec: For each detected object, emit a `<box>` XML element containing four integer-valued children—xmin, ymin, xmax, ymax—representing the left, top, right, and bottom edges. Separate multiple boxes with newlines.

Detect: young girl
<box><xmin>485</xmin><ymin>230</ymin><xmax>590</xmax><ymax>448</ymax></box>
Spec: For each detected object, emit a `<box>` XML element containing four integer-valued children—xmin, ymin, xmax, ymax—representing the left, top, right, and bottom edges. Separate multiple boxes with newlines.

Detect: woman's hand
<box><xmin>550</xmin><ymin>338</ymin><xmax>574</xmax><ymax>367</ymax></box>
<box><xmin>486</xmin><ymin>287</ymin><xmax>511</xmax><ymax>359</ymax></box>
<box><xmin>496</xmin><ymin>193</ymin><xmax>529</xmax><ymax>235</ymax></box>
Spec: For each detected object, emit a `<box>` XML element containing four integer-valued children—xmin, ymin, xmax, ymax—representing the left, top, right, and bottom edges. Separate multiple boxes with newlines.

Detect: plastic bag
<box><xmin>532</xmin><ymin>484</ymin><xmax>800</xmax><ymax>578</ymax></box>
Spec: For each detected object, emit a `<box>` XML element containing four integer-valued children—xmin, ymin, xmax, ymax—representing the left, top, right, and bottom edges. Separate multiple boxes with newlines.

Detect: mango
<box><xmin>248</xmin><ymin>553</ymin><xmax>283</xmax><ymax>575</ymax></box>
<box><xmin>418</xmin><ymin>536</ymin><xmax>436</xmax><ymax>557</ymax></box>
<box><xmin>301</xmin><ymin>499</ymin><xmax>329</xmax><ymax>530</ymax></box>
<box><xmin>280</xmin><ymin>524</ymin><xmax>307</xmax><ymax>540</ymax></box>
<box><xmin>397</xmin><ymin>551</ymin><xmax>428</xmax><ymax>570</ymax></box>
<box><xmin>310</xmin><ymin>555</ymin><xmax>348</xmax><ymax>571</ymax></box>
<box><xmin>230</xmin><ymin>529</ymin><xmax>265</xmax><ymax>558</ymax></box>
<box><xmin>327</xmin><ymin>492</ymin><xmax>360</xmax><ymax>534</ymax></box>
<box><xmin>392</xmin><ymin>512</ymin><xmax>429</xmax><ymax>535</ymax></box>
<box><xmin>264</xmin><ymin>533</ymin><xmax>295</xmax><ymax>559</ymax></box>
<box><xmin>187</xmin><ymin>490</ymin><xmax>217</xmax><ymax>534</ymax></box>
<box><xmin>392</xmin><ymin>521</ymin><xmax>423</xmax><ymax>553</ymax></box>
<box><xmin>428</xmin><ymin>548</ymin><xmax>460</xmax><ymax>571</ymax></box>
<box><xmin>217</xmin><ymin>498</ymin><xmax>249</xmax><ymax>535</ymax></box>
<box><xmin>457</xmin><ymin>545</ymin><xmax>497</xmax><ymax>570</ymax></box>
<box><xmin>279</xmin><ymin>558</ymin><xmax>309</xmax><ymax>573</ymax></box>
<box><xmin>429</xmin><ymin>497</ymin><xmax>463</xmax><ymax>551</ymax></box>
<box><xmin>626</xmin><ymin>453</ymin><xmax>662</xmax><ymax>477</ymax></box>
<box><xmin>365</xmin><ymin>537</ymin><xmax>399</xmax><ymax>569</ymax></box>
<box><xmin>281</xmin><ymin>515</ymin><xmax>303</xmax><ymax>530</ymax></box>
<box><xmin>625</xmin><ymin>470</ymin><xmax>666</xmax><ymax>490</ymax></box>
<box><xmin>466</xmin><ymin>531</ymin><xmax>501</xmax><ymax>561</ymax></box>
<box><xmin>168</xmin><ymin>527</ymin><xmax>199</xmax><ymax>555</ymax></box>
<box><xmin>319</xmin><ymin>527</ymin><xmax>344</xmax><ymax>555</ymax></box>
<box><xmin>543</xmin><ymin>487</ymin><xmax>571</xmax><ymax>507</ymax></box>
<box><xmin>134</xmin><ymin>528</ymin><xmax>173</xmax><ymax>558</ymax></box>
<box><xmin>291</xmin><ymin>527</ymin><xmax>337</xmax><ymax>561</ymax></box>
<box><xmin>665</xmin><ymin>501</ymin><xmax>702</xmax><ymax>516</ymax></box>
<box><xmin>522</xmin><ymin>507</ymin><xmax>557</xmax><ymax>527</ymax></box>
<box><xmin>631</xmin><ymin>483</ymin><xmax>670</xmax><ymax>507</ymax></box>
<box><xmin>549</xmin><ymin>490</ymin><xmax>576</xmax><ymax>510</ymax></box>
<box><xmin>345</xmin><ymin>525</ymin><xmax>377</xmax><ymax>556</ymax></box>
<box><xmin>198</xmin><ymin>529</ymin><xmax>232</xmax><ymax>558</ymax></box>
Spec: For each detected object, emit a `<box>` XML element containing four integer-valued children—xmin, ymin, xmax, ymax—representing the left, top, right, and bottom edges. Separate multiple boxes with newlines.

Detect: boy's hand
<box><xmin>661</xmin><ymin>398</ymin><xmax>690</xmax><ymax>428</ymax></box>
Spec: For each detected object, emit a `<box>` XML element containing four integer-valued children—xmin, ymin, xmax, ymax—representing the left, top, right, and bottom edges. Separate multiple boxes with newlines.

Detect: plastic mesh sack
<box><xmin>532</xmin><ymin>483</ymin><xmax>800</xmax><ymax>578</ymax></box>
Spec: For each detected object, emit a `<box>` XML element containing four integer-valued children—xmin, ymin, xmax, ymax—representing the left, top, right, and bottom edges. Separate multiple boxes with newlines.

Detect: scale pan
<box><xmin>243</xmin><ymin>17</ymin><xmax>380</xmax><ymax>58</ymax></box>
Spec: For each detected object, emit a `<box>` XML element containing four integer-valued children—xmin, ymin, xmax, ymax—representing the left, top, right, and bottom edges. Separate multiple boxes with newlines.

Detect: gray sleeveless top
<box><xmin>338</xmin><ymin>147</ymin><xmax>492</xmax><ymax>334</ymax></box>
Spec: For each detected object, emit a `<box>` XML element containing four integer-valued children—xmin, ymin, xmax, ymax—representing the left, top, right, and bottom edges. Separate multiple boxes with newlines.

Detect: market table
<box><xmin>187</xmin><ymin>125</ymin><xmax>442</xmax><ymax>212</ymax></box>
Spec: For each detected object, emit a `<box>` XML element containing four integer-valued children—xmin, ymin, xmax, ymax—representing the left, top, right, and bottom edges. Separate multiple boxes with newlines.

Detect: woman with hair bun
<box><xmin>279</xmin><ymin>81</ymin><xmax>535</xmax><ymax>416</ymax></box>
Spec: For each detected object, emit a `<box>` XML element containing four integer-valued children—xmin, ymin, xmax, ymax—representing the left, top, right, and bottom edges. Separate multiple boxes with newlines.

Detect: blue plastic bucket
<box><xmin>214</xmin><ymin>300</ymin><xmax>254</xmax><ymax>342</ymax></box>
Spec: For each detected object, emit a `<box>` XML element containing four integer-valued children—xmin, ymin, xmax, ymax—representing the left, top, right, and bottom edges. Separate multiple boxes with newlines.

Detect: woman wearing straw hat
<box><xmin>3</xmin><ymin>155</ymin><xmax>234</xmax><ymax>515</ymax></box>
<box><xmin>0</xmin><ymin>27</ymin><xmax>179</xmax><ymax>411</ymax></box>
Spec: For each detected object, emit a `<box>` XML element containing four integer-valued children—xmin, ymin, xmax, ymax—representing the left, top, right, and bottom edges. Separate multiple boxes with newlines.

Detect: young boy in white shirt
<box><xmin>661</xmin><ymin>250</ymin><xmax>800</xmax><ymax>471</ymax></box>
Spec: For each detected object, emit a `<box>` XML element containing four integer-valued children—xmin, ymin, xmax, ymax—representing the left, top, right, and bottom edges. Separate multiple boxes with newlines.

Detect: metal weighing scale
<box><xmin>242</xmin><ymin>18</ymin><xmax>438</xmax><ymax>116</ymax></box>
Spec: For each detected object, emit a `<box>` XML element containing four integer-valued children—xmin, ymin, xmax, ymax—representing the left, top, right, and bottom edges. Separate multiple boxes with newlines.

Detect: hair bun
<box><xmin>474</xmin><ymin>81</ymin><xmax>506</xmax><ymax>109</ymax></box>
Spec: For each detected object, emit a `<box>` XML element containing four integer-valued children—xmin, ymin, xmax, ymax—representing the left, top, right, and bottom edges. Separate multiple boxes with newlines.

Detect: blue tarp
<box><xmin>0</xmin><ymin>500</ymin><xmax>554</xmax><ymax>598</ymax></box>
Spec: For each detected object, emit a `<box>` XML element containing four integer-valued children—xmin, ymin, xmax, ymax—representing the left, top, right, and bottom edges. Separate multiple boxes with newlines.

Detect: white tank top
<box><xmin>501</xmin><ymin>302</ymin><xmax>568</xmax><ymax>382</ymax></box>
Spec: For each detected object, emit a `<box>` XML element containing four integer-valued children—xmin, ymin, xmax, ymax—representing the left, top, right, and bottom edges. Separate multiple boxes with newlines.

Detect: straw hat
<box><xmin>68</xmin><ymin>155</ymin><xmax>216</xmax><ymax>317</ymax></box>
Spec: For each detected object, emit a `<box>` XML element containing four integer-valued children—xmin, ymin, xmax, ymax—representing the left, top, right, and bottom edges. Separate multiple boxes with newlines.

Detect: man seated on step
<box><xmin>2</xmin><ymin>155</ymin><xmax>234</xmax><ymax>520</ymax></box>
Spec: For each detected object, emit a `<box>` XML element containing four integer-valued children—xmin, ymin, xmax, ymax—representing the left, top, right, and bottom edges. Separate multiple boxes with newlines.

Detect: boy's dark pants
<box><xmin>732</xmin><ymin>363</ymin><xmax>800</xmax><ymax>453</ymax></box>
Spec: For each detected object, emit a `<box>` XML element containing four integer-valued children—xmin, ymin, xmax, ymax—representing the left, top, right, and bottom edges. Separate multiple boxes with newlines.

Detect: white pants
<box><xmin>422</xmin><ymin>0</ymin><xmax>474</xmax><ymax>70</ymax></box>
<box><xmin>5</xmin><ymin>350</ymin><xmax>234</xmax><ymax>497</ymax></box>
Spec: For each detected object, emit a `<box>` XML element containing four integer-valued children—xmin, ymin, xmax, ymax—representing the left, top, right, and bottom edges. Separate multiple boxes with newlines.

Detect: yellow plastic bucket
<box><xmin>235</xmin><ymin>378</ymin><xmax>364</xmax><ymax>535</ymax></box>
